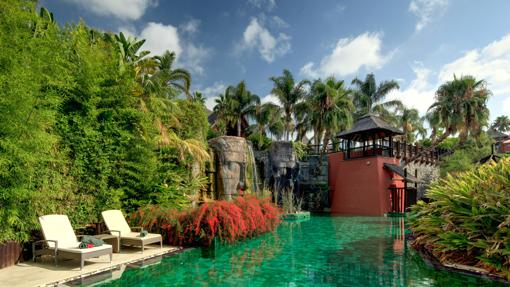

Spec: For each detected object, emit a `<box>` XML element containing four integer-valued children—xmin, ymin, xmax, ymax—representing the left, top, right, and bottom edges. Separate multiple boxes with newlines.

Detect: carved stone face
<box><xmin>208</xmin><ymin>136</ymin><xmax>249</xmax><ymax>200</ymax></box>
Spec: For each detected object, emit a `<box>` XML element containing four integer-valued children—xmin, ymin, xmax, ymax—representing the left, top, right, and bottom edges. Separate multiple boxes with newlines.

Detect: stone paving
<box><xmin>0</xmin><ymin>245</ymin><xmax>181</xmax><ymax>287</ymax></box>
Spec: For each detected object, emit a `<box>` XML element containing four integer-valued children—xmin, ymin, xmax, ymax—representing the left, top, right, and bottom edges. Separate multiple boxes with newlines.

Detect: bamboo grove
<box><xmin>0</xmin><ymin>1</ymin><xmax>210</xmax><ymax>242</ymax></box>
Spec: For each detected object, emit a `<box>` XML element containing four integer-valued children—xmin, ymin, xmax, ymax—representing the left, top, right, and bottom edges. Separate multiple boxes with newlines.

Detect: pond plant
<box><xmin>409</xmin><ymin>157</ymin><xmax>510</xmax><ymax>279</ymax></box>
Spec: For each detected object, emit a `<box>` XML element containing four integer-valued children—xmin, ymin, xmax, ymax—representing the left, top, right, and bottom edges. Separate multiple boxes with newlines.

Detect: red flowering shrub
<box><xmin>130</xmin><ymin>196</ymin><xmax>281</xmax><ymax>247</ymax></box>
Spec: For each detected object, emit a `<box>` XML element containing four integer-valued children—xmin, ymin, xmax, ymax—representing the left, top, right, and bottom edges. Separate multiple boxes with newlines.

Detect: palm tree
<box><xmin>294</xmin><ymin>100</ymin><xmax>313</xmax><ymax>143</ymax></box>
<box><xmin>490</xmin><ymin>115</ymin><xmax>510</xmax><ymax>133</ymax></box>
<box><xmin>398</xmin><ymin>108</ymin><xmax>426</xmax><ymax>142</ymax></box>
<box><xmin>248</xmin><ymin>102</ymin><xmax>283</xmax><ymax>148</ymax></box>
<box><xmin>152</xmin><ymin>51</ymin><xmax>191</xmax><ymax>99</ymax></box>
<box><xmin>308</xmin><ymin>77</ymin><xmax>354</xmax><ymax>152</ymax></box>
<box><xmin>351</xmin><ymin>73</ymin><xmax>402</xmax><ymax>120</ymax></box>
<box><xmin>428</xmin><ymin>75</ymin><xmax>491</xmax><ymax>146</ymax></box>
<box><xmin>191</xmin><ymin>91</ymin><xmax>206</xmax><ymax>105</ymax></box>
<box><xmin>213</xmin><ymin>81</ymin><xmax>260</xmax><ymax>137</ymax></box>
<box><xmin>269</xmin><ymin>69</ymin><xmax>310</xmax><ymax>141</ymax></box>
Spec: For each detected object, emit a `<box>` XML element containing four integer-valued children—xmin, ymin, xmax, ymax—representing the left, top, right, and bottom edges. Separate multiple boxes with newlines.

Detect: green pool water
<box><xmin>93</xmin><ymin>216</ymin><xmax>506</xmax><ymax>287</ymax></box>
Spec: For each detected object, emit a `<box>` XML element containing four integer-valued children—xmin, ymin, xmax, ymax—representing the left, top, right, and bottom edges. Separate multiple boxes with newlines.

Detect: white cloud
<box><xmin>387</xmin><ymin>65</ymin><xmax>436</xmax><ymax>115</ymax></box>
<box><xmin>503</xmin><ymin>97</ymin><xmax>510</xmax><ymax>113</ymax></box>
<box><xmin>127</xmin><ymin>21</ymin><xmax>210</xmax><ymax>75</ymax></box>
<box><xmin>438</xmin><ymin>34</ymin><xmax>510</xmax><ymax>95</ymax></box>
<box><xmin>299</xmin><ymin>62</ymin><xmax>320</xmax><ymax>79</ymax></box>
<box><xmin>271</xmin><ymin>16</ymin><xmax>289</xmax><ymax>29</ymax></box>
<box><xmin>238</xmin><ymin>17</ymin><xmax>291</xmax><ymax>63</ymax></box>
<box><xmin>180</xmin><ymin>18</ymin><xmax>201</xmax><ymax>35</ymax></box>
<box><xmin>140</xmin><ymin>22</ymin><xmax>182</xmax><ymax>58</ymax></box>
<box><xmin>181</xmin><ymin>43</ymin><xmax>211</xmax><ymax>75</ymax></box>
<box><xmin>389</xmin><ymin>34</ymin><xmax>510</xmax><ymax>119</ymax></box>
<box><xmin>409</xmin><ymin>0</ymin><xmax>448</xmax><ymax>32</ymax></box>
<box><xmin>248</xmin><ymin>0</ymin><xmax>276</xmax><ymax>11</ymax></box>
<box><xmin>300</xmin><ymin>32</ymin><xmax>392</xmax><ymax>78</ymax></box>
<box><xmin>63</xmin><ymin>0</ymin><xmax>155</xmax><ymax>21</ymax></box>
<box><xmin>261</xmin><ymin>94</ymin><xmax>281</xmax><ymax>105</ymax></box>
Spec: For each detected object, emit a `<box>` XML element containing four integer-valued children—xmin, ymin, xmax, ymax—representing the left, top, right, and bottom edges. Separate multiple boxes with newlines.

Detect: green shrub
<box><xmin>0</xmin><ymin>1</ymin><xmax>211</xmax><ymax>243</ymax></box>
<box><xmin>409</xmin><ymin>157</ymin><xmax>510</xmax><ymax>278</ymax></box>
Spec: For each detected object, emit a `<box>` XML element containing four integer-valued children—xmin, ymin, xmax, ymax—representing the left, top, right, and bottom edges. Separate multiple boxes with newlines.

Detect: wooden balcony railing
<box><xmin>306</xmin><ymin>140</ymin><xmax>451</xmax><ymax>165</ymax></box>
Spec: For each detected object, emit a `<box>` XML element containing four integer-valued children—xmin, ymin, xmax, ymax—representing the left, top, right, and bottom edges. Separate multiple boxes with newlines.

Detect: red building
<box><xmin>328</xmin><ymin>115</ymin><xmax>418</xmax><ymax>216</ymax></box>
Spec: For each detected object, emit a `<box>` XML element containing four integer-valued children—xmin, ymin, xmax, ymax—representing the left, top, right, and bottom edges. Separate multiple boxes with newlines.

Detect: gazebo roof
<box><xmin>336</xmin><ymin>114</ymin><xmax>403</xmax><ymax>140</ymax></box>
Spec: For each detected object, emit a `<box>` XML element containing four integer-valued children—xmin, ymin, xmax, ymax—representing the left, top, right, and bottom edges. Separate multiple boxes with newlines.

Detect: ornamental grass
<box><xmin>130</xmin><ymin>195</ymin><xmax>281</xmax><ymax>247</ymax></box>
<box><xmin>409</xmin><ymin>157</ymin><xmax>510</xmax><ymax>278</ymax></box>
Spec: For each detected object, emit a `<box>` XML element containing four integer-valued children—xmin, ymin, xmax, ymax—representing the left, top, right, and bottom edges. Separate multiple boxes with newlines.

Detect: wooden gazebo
<box><xmin>336</xmin><ymin>114</ymin><xmax>404</xmax><ymax>159</ymax></box>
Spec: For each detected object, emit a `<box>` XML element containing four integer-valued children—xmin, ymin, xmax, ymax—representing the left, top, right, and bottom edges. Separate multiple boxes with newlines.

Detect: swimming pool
<box><xmin>94</xmin><ymin>215</ymin><xmax>505</xmax><ymax>286</ymax></box>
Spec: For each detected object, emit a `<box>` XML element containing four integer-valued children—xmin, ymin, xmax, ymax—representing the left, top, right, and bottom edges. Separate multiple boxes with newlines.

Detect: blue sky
<box><xmin>41</xmin><ymin>0</ymin><xmax>510</xmax><ymax>121</ymax></box>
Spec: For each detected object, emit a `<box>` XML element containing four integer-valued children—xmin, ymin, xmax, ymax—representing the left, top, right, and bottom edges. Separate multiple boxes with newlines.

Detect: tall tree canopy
<box><xmin>307</xmin><ymin>77</ymin><xmax>354</xmax><ymax>150</ymax></box>
<box><xmin>428</xmin><ymin>75</ymin><xmax>491</xmax><ymax>146</ymax></box>
<box><xmin>269</xmin><ymin>69</ymin><xmax>310</xmax><ymax>141</ymax></box>
<box><xmin>490</xmin><ymin>115</ymin><xmax>510</xmax><ymax>133</ymax></box>
<box><xmin>351</xmin><ymin>73</ymin><xmax>402</xmax><ymax>121</ymax></box>
<box><xmin>213</xmin><ymin>81</ymin><xmax>260</xmax><ymax>137</ymax></box>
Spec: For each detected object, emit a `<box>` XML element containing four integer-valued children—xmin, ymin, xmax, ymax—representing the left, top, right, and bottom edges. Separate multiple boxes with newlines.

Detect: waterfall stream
<box><xmin>247</xmin><ymin>142</ymin><xmax>260</xmax><ymax>194</ymax></box>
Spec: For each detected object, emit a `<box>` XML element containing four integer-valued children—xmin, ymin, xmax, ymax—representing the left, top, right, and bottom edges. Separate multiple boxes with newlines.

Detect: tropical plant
<box><xmin>112</xmin><ymin>32</ymin><xmax>150</xmax><ymax>70</ymax></box>
<box><xmin>398</xmin><ymin>107</ymin><xmax>426</xmax><ymax>142</ymax></box>
<box><xmin>269</xmin><ymin>69</ymin><xmax>310</xmax><ymax>141</ymax></box>
<box><xmin>213</xmin><ymin>81</ymin><xmax>260</xmax><ymax>137</ymax></box>
<box><xmin>439</xmin><ymin>133</ymin><xmax>492</xmax><ymax>176</ymax></box>
<box><xmin>0</xmin><ymin>2</ymin><xmax>211</xmax><ymax>243</ymax></box>
<box><xmin>428</xmin><ymin>75</ymin><xmax>491</xmax><ymax>146</ymax></box>
<box><xmin>351</xmin><ymin>73</ymin><xmax>402</xmax><ymax>121</ymax></box>
<box><xmin>490</xmin><ymin>115</ymin><xmax>510</xmax><ymax>133</ymax></box>
<box><xmin>410</xmin><ymin>157</ymin><xmax>510</xmax><ymax>279</ymax></box>
<box><xmin>308</xmin><ymin>77</ymin><xmax>354</xmax><ymax>151</ymax></box>
<box><xmin>191</xmin><ymin>91</ymin><xmax>206</xmax><ymax>105</ymax></box>
<box><xmin>130</xmin><ymin>195</ymin><xmax>281</xmax><ymax>247</ymax></box>
<box><xmin>248</xmin><ymin>102</ymin><xmax>283</xmax><ymax>148</ymax></box>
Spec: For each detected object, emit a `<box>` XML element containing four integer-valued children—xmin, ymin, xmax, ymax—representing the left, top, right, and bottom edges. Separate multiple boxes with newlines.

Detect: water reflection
<box><xmin>96</xmin><ymin>216</ymin><xmax>506</xmax><ymax>287</ymax></box>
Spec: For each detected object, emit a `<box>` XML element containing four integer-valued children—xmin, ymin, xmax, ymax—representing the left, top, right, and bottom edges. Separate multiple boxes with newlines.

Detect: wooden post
<box><xmin>372</xmin><ymin>133</ymin><xmax>376</xmax><ymax>156</ymax></box>
<box><xmin>389</xmin><ymin>135</ymin><xmax>393</xmax><ymax>157</ymax></box>
<box><xmin>346</xmin><ymin>139</ymin><xmax>351</xmax><ymax>159</ymax></box>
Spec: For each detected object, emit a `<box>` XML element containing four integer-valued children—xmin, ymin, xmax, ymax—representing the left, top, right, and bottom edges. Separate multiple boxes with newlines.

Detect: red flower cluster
<box><xmin>130</xmin><ymin>195</ymin><xmax>281</xmax><ymax>247</ymax></box>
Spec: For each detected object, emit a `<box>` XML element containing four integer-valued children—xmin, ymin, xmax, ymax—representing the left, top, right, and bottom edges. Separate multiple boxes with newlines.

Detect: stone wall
<box><xmin>404</xmin><ymin>162</ymin><xmax>440</xmax><ymax>199</ymax></box>
<box><xmin>297</xmin><ymin>154</ymin><xmax>329</xmax><ymax>211</ymax></box>
<box><xmin>254</xmin><ymin>145</ymin><xmax>330</xmax><ymax>211</ymax></box>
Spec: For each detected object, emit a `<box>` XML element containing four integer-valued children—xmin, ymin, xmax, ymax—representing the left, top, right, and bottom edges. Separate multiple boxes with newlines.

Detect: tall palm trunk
<box><xmin>322</xmin><ymin>130</ymin><xmax>332</xmax><ymax>154</ymax></box>
<box><xmin>237</xmin><ymin>118</ymin><xmax>241</xmax><ymax>137</ymax></box>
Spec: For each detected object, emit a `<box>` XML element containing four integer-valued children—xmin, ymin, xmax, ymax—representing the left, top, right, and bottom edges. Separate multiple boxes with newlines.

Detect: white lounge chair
<box><xmin>101</xmin><ymin>210</ymin><xmax>162</xmax><ymax>253</ymax></box>
<box><xmin>33</xmin><ymin>215</ymin><xmax>113</xmax><ymax>270</ymax></box>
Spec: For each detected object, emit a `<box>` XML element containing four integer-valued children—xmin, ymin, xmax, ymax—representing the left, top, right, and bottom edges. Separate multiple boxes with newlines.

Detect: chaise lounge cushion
<box><xmin>120</xmin><ymin>232</ymin><xmax>162</xmax><ymax>241</ymax></box>
<box><xmin>56</xmin><ymin>245</ymin><xmax>113</xmax><ymax>254</ymax></box>
<box><xmin>39</xmin><ymin>215</ymin><xmax>80</xmax><ymax>248</ymax></box>
<box><xmin>101</xmin><ymin>210</ymin><xmax>132</xmax><ymax>235</ymax></box>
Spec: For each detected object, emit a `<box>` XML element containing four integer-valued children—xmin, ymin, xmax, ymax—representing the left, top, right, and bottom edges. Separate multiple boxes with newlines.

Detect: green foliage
<box><xmin>428</xmin><ymin>75</ymin><xmax>490</xmax><ymax>146</ymax></box>
<box><xmin>0</xmin><ymin>1</ymin><xmax>210</xmax><ymax>243</ymax></box>
<box><xmin>490</xmin><ymin>115</ymin><xmax>510</xmax><ymax>133</ymax></box>
<box><xmin>439</xmin><ymin>134</ymin><xmax>491</xmax><ymax>176</ymax></box>
<box><xmin>0</xmin><ymin>0</ymin><xmax>75</xmax><ymax>242</ymax></box>
<box><xmin>409</xmin><ymin>157</ymin><xmax>510</xmax><ymax>279</ymax></box>
<box><xmin>248</xmin><ymin>133</ymin><xmax>272</xmax><ymax>150</ymax></box>
<box><xmin>291</xmin><ymin>141</ymin><xmax>307</xmax><ymax>160</ymax></box>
